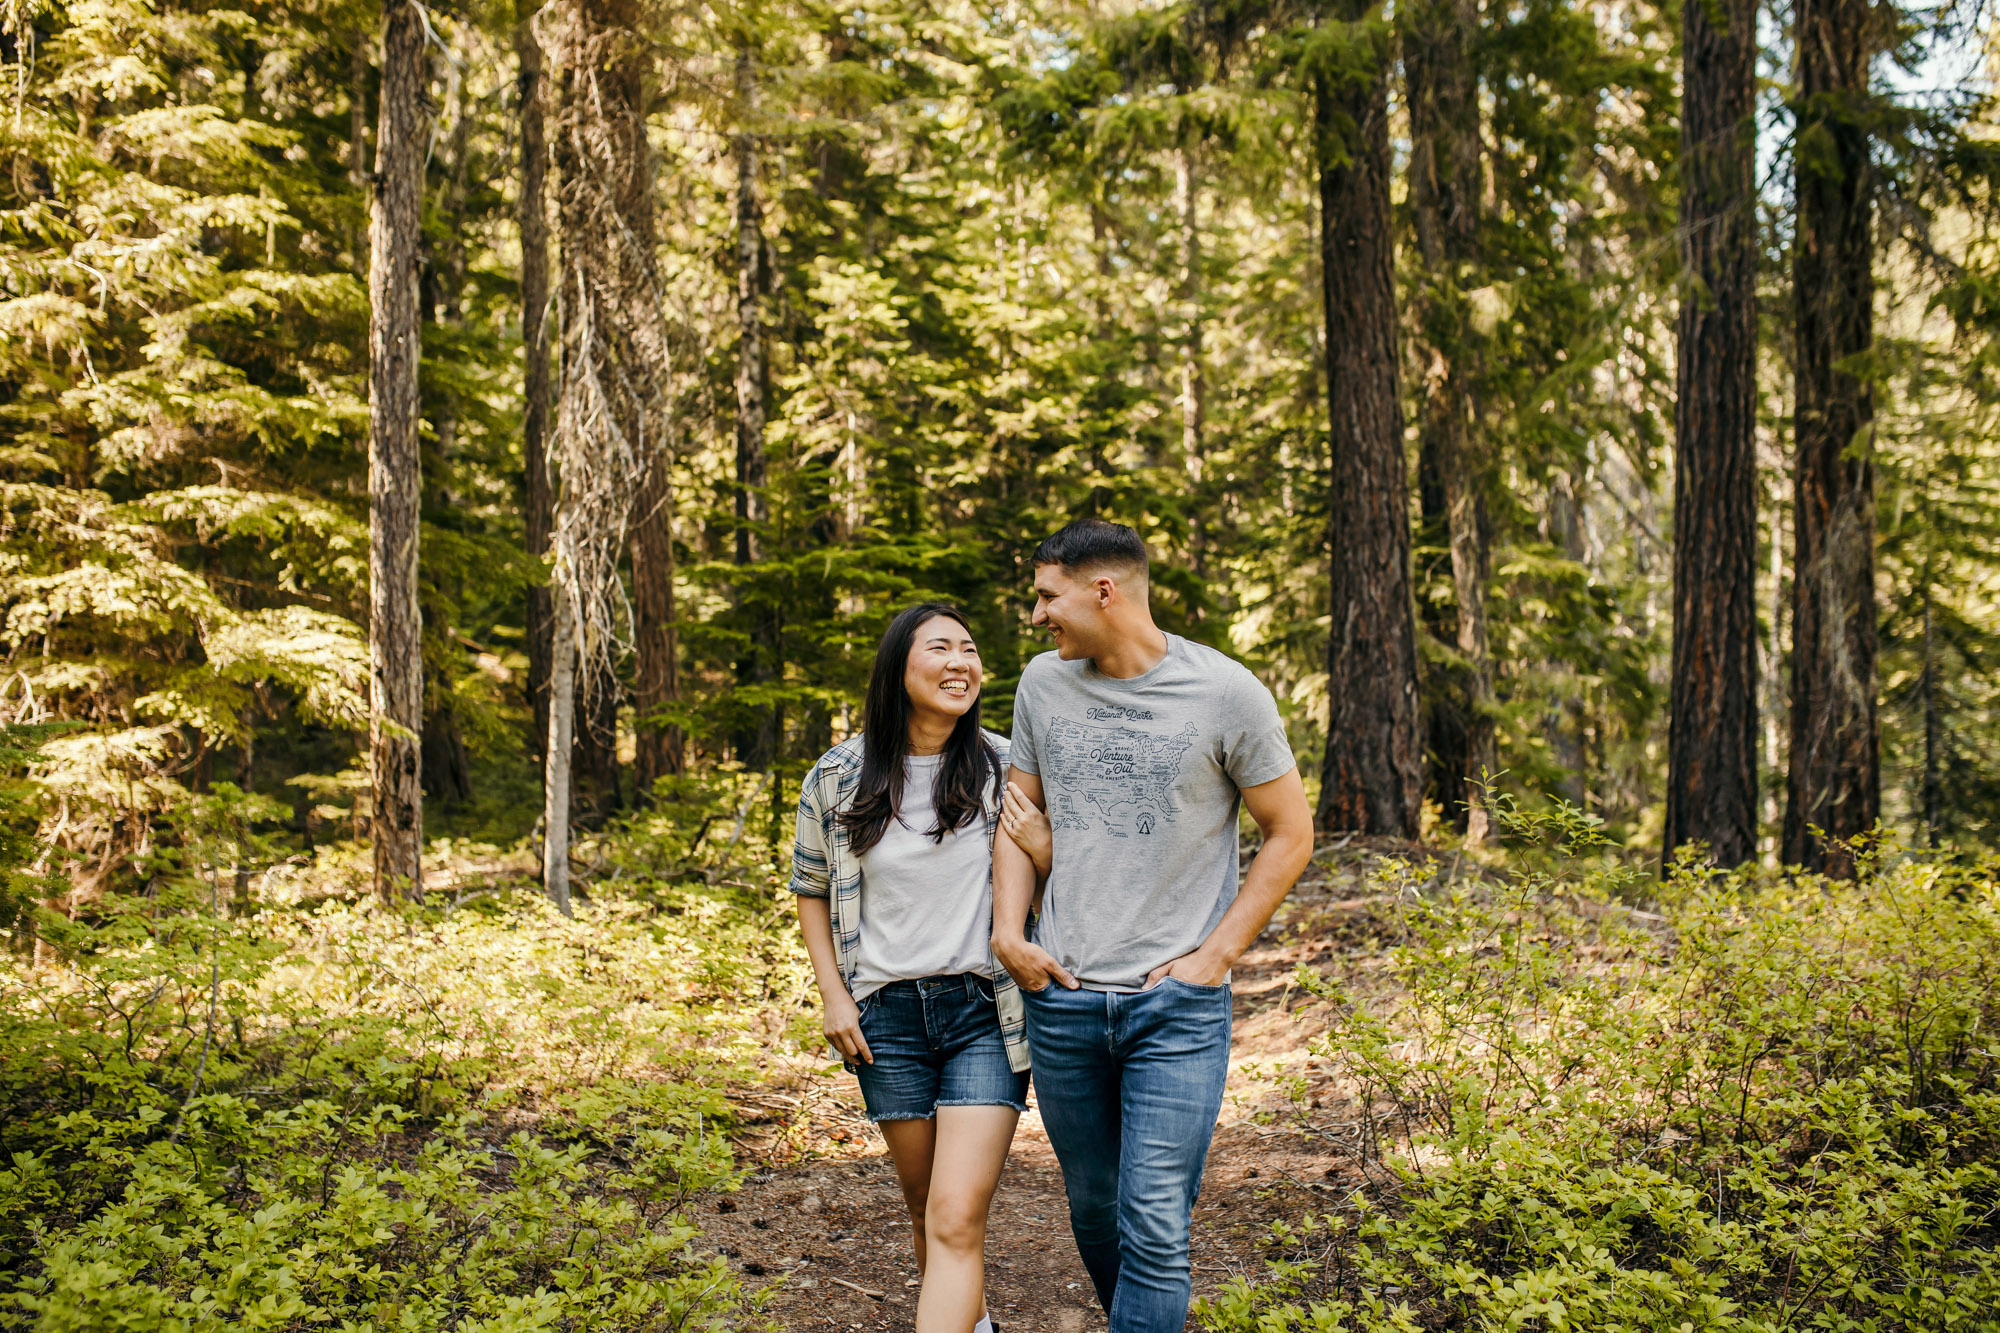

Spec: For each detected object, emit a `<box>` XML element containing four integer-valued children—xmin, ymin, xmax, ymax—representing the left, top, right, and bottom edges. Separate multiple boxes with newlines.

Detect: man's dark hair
<box><xmin>1032</xmin><ymin>519</ymin><xmax>1149</xmax><ymax>584</ymax></box>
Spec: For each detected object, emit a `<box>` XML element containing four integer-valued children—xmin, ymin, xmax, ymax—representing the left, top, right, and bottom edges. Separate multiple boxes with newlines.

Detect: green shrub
<box><xmin>5</xmin><ymin>1100</ymin><xmax>742</xmax><ymax>1332</ymax></box>
<box><xmin>1199</xmin><ymin>807</ymin><xmax>2000</xmax><ymax>1333</ymax></box>
<box><xmin>0</xmin><ymin>804</ymin><xmax>803</xmax><ymax>1332</ymax></box>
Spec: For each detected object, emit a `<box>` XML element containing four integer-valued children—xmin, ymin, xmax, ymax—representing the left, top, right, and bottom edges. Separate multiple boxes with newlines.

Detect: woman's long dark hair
<box><xmin>838</xmin><ymin>602</ymin><xmax>1000</xmax><ymax>855</ymax></box>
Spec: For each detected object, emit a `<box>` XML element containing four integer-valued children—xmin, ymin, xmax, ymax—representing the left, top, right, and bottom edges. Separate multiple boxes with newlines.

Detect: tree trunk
<box><xmin>1784</xmin><ymin>0</ymin><xmax>1880</xmax><ymax>875</ymax></box>
<box><xmin>1665</xmin><ymin>0</ymin><xmax>1759</xmax><ymax>870</ymax></box>
<box><xmin>631</xmin><ymin>448</ymin><xmax>682</xmax><ymax>795</ymax></box>
<box><xmin>421</xmin><ymin>700</ymin><xmax>473</xmax><ymax>803</ymax></box>
<box><xmin>733</xmin><ymin>54</ymin><xmax>765</xmax><ymax>571</ymax></box>
<box><xmin>1174</xmin><ymin>143</ymin><xmax>1207</xmax><ymax>579</ymax></box>
<box><xmin>1417</xmin><ymin>432</ymin><xmax>1469</xmax><ymax>825</ymax></box>
<box><xmin>541</xmin><ymin>0</ymin><xmax>668</xmax><ymax>852</ymax></box>
<box><xmin>573</xmin><ymin>661</ymin><xmax>621</xmax><ymax>824</ymax></box>
<box><xmin>1921</xmin><ymin>573</ymin><xmax>1940</xmax><ymax>847</ymax></box>
<box><xmin>517</xmin><ymin>0</ymin><xmax>555</xmax><ymax>766</ymax></box>
<box><xmin>429</xmin><ymin>75</ymin><xmax>474</xmax><ymax>458</ymax></box>
<box><xmin>366</xmin><ymin>0</ymin><xmax>428</xmax><ymax>903</ymax></box>
<box><xmin>1442</xmin><ymin>448</ymin><xmax>1496</xmax><ymax>843</ymax></box>
<box><xmin>542</xmin><ymin>562</ymin><xmax>577</xmax><ymax>915</ymax></box>
<box><xmin>1313</xmin><ymin>47</ymin><xmax>1422</xmax><ymax>840</ymax></box>
<box><xmin>1546</xmin><ymin>473</ymin><xmax>1590</xmax><ymax>808</ymax></box>
<box><xmin>732</xmin><ymin>49</ymin><xmax>777</xmax><ymax>770</ymax></box>
<box><xmin>349</xmin><ymin>31</ymin><xmax>371</xmax><ymax>190</ymax></box>
<box><xmin>1765</xmin><ymin>491</ymin><xmax>1786</xmax><ymax>834</ymax></box>
<box><xmin>1405</xmin><ymin>0</ymin><xmax>1495</xmax><ymax>844</ymax></box>
<box><xmin>421</xmin><ymin>80</ymin><xmax>475</xmax><ymax>808</ymax></box>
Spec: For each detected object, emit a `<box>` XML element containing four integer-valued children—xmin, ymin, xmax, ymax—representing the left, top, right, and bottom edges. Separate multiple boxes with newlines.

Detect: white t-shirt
<box><xmin>849</xmin><ymin>753</ymin><xmax>997</xmax><ymax>1001</ymax></box>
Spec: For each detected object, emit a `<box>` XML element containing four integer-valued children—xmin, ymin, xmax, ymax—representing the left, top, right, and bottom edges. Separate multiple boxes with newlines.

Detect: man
<box><xmin>991</xmin><ymin>518</ymin><xmax>1316</xmax><ymax>1333</ymax></box>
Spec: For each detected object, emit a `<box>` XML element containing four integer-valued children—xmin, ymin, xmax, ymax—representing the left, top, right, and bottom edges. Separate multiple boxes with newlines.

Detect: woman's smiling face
<box><xmin>903</xmin><ymin>614</ymin><xmax>982</xmax><ymax>722</ymax></box>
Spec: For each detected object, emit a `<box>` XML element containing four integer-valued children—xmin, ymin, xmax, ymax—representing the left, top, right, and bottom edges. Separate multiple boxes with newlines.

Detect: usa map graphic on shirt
<box><xmin>1042</xmin><ymin>716</ymin><xmax>1199</xmax><ymax>837</ymax></box>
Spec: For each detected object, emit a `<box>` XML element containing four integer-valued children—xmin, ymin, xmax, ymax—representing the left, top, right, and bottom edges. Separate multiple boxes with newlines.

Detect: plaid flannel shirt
<box><xmin>790</xmin><ymin>730</ymin><xmax>1030</xmax><ymax>1075</ymax></box>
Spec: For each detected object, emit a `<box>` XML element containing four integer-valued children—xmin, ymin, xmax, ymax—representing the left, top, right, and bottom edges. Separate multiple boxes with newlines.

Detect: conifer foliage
<box><xmin>3</xmin><ymin>0</ymin><xmax>2000</xmax><ymax>897</ymax></box>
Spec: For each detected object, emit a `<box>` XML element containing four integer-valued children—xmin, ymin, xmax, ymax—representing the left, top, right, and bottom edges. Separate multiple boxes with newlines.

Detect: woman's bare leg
<box><xmin>879</xmin><ymin>1118</ymin><xmax>938</xmax><ymax>1276</ymax></box>
<box><xmin>915</xmin><ymin>1106</ymin><xmax>1019</xmax><ymax>1333</ymax></box>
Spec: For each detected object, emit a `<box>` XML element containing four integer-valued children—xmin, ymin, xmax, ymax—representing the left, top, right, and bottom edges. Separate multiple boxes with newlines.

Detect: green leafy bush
<box><xmin>1200</xmin><ymin>807</ymin><xmax>2000</xmax><ymax>1332</ymax></box>
<box><xmin>0</xmin><ymin>809</ymin><xmax>802</xmax><ymax>1332</ymax></box>
<box><xmin>6</xmin><ymin>1101</ymin><xmax>741</xmax><ymax>1333</ymax></box>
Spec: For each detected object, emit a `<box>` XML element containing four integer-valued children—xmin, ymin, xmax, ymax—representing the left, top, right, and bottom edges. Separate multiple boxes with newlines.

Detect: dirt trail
<box><xmin>707</xmin><ymin>855</ymin><xmax>1403</xmax><ymax>1332</ymax></box>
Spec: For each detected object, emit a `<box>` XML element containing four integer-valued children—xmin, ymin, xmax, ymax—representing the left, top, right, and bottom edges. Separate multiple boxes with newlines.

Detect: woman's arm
<box><xmin>799</xmin><ymin>895</ymin><xmax>872</xmax><ymax>1064</ymax></box>
<box><xmin>1001</xmin><ymin>780</ymin><xmax>1053</xmax><ymax>877</ymax></box>
<box><xmin>992</xmin><ymin>767</ymin><xmax>1078</xmax><ymax>991</ymax></box>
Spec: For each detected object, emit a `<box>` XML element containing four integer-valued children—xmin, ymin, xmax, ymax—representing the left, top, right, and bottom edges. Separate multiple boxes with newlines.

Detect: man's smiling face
<box><xmin>1030</xmin><ymin>563</ymin><xmax>1104</xmax><ymax>661</ymax></box>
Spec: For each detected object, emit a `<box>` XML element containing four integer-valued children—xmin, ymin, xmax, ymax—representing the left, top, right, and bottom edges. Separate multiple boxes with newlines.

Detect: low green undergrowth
<box><xmin>1</xmin><ymin>785</ymin><xmax>808</xmax><ymax>1332</ymax></box>
<box><xmin>1201</xmin><ymin>809</ymin><xmax>2000</xmax><ymax>1333</ymax></box>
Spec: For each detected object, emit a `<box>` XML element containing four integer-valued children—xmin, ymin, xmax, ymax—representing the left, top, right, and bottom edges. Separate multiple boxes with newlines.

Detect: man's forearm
<box><xmin>1194</xmin><ymin>827</ymin><xmax>1314</xmax><ymax>967</ymax></box>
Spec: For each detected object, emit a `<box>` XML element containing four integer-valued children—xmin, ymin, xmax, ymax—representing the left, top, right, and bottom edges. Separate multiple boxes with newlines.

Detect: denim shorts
<box><xmin>853</xmin><ymin>974</ymin><xmax>1031</xmax><ymax>1122</ymax></box>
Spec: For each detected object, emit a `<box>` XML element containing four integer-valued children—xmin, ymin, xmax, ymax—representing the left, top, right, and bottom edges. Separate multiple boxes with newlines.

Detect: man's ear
<box><xmin>1094</xmin><ymin>575</ymin><xmax>1117</xmax><ymax>607</ymax></box>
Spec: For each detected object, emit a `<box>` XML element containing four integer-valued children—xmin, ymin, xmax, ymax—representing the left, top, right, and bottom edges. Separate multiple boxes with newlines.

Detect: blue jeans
<box><xmin>1024</xmin><ymin>978</ymin><xmax>1233</xmax><ymax>1333</ymax></box>
<box><xmin>853</xmin><ymin>975</ymin><xmax>1030</xmax><ymax>1121</ymax></box>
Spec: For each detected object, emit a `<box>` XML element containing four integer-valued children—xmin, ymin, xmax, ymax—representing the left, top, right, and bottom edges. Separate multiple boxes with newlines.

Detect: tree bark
<box><xmin>1921</xmin><ymin>573</ymin><xmax>1940</xmax><ymax>846</ymax></box>
<box><xmin>1405</xmin><ymin>0</ymin><xmax>1495</xmax><ymax>844</ymax></box>
<box><xmin>540</xmin><ymin>0</ymin><xmax>668</xmax><ymax>856</ymax></box>
<box><xmin>1546</xmin><ymin>473</ymin><xmax>1590</xmax><ymax>808</ymax></box>
<box><xmin>572</xmin><ymin>661</ymin><xmax>621</xmax><ymax>823</ymax></box>
<box><xmin>732</xmin><ymin>49</ymin><xmax>777</xmax><ymax>770</ymax></box>
<box><xmin>734</xmin><ymin>52</ymin><xmax>765</xmax><ymax>572</ymax></box>
<box><xmin>349</xmin><ymin>31</ymin><xmax>371</xmax><ymax>190</ymax></box>
<box><xmin>1665</xmin><ymin>0</ymin><xmax>1759</xmax><ymax>870</ymax></box>
<box><xmin>1417</xmin><ymin>432</ymin><xmax>1468</xmax><ymax>823</ymax></box>
<box><xmin>1174</xmin><ymin>144</ymin><xmax>1207</xmax><ymax>579</ymax></box>
<box><xmin>1784</xmin><ymin>0</ymin><xmax>1881</xmax><ymax>875</ymax></box>
<box><xmin>367</xmin><ymin>0</ymin><xmax>428</xmax><ymax>903</ymax></box>
<box><xmin>517</xmin><ymin>0</ymin><xmax>555</xmax><ymax>765</ymax></box>
<box><xmin>421</xmin><ymin>705</ymin><xmax>472</xmax><ymax>803</ymax></box>
<box><xmin>631</xmin><ymin>449</ymin><xmax>682</xmax><ymax>795</ymax></box>
<box><xmin>616</xmin><ymin>4</ymin><xmax>680</xmax><ymax>795</ymax></box>
<box><xmin>1313</xmin><ymin>44</ymin><xmax>1422</xmax><ymax>840</ymax></box>
<box><xmin>542</xmin><ymin>562</ymin><xmax>577</xmax><ymax>915</ymax></box>
<box><xmin>421</xmin><ymin>78</ymin><xmax>475</xmax><ymax>807</ymax></box>
<box><xmin>429</xmin><ymin>72</ymin><xmax>474</xmax><ymax>458</ymax></box>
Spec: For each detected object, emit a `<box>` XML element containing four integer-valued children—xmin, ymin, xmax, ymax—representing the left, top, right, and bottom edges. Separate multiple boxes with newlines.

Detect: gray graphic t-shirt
<box><xmin>1009</xmin><ymin>634</ymin><xmax>1296</xmax><ymax>990</ymax></box>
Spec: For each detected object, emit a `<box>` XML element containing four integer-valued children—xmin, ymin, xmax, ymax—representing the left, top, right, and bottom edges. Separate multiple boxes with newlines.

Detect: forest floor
<box><xmin>704</xmin><ymin>845</ymin><xmax>1425</xmax><ymax>1333</ymax></box>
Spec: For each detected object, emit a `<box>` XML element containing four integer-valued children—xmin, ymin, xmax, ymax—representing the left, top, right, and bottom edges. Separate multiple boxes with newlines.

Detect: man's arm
<box><xmin>991</xmin><ymin>766</ymin><xmax>1079</xmax><ymax>990</ymax></box>
<box><xmin>1145</xmin><ymin>765</ymin><xmax>1314</xmax><ymax>988</ymax></box>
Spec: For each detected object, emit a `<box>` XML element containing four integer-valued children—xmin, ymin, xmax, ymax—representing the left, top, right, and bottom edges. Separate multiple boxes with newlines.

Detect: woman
<box><xmin>792</xmin><ymin>602</ymin><xmax>1052</xmax><ymax>1333</ymax></box>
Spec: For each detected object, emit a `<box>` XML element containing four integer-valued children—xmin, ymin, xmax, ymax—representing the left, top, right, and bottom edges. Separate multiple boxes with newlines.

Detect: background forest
<box><xmin>9</xmin><ymin>0</ymin><xmax>2000</xmax><ymax>881</ymax></box>
<box><xmin>4</xmin><ymin>0</ymin><xmax>2000</xmax><ymax>1329</ymax></box>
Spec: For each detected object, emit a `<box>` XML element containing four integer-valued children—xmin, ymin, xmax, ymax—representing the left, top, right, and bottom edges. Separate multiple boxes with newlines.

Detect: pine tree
<box><xmin>1310</xmin><ymin>8</ymin><xmax>1422</xmax><ymax>839</ymax></box>
<box><xmin>539</xmin><ymin>0</ymin><xmax>671</xmax><ymax>908</ymax></box>
<box><xmin>731</xmin><ymin>44</ymin><xmax>778</xmax><ymax>772</ymax></box>
<box><xmin>1666</xmin><ymin>0</ymin><xmax>1759</xmax><ymax>868</ymax></box>
<box><xmin>631</xmin><ymin>446</ymin><xmax>684</xmax><ymax>793</ymax></box>
<box><xmin>367</xmin><ymin>0</ymin><xmax>431</xmax><ymax>902</ymax></box>
<box><xmin>1404</xmin><ymin>0</ymin><xmax>1493</xmax><ymax>842</ymax></box>
<box><xmin>518</xmin><ymin>0</ymin><xmax>556</xmax><ymax>769</ymax></box>
<box><xmin>1785</xmin><ymin>0</ymin><xmax>1886</xmax><ymax>874</ymax></box>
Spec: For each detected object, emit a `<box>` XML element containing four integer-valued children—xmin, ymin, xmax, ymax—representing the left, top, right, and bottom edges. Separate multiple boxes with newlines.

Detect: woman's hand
<box><xmin>822</xmin><ymin>987</ymin><xmax>873</xmax><ymax>1065</ymax></box>
<box><xmin>1001</xmin><ymin>781</ymin><xmax>1053</xmax><ymax>876</ymax></box>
